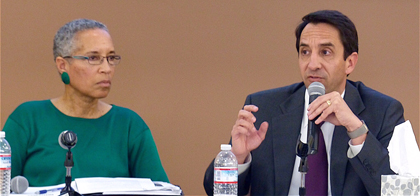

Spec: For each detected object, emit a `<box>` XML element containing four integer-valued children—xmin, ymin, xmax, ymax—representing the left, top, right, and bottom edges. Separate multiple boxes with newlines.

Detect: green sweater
<box><xmin>3</xmin><ymin>100</ymin><xmax>169</xmax><ymax>186</ymax></box>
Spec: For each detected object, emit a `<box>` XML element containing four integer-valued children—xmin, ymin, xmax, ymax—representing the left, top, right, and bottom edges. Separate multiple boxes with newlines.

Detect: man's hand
<box><xmin>231</xmin><ymin>105</ymin><xmax>269</xmax><ymax>164</ymax></box>
<box><xmin>307</xmin><ymin>92</ymin><xmax>366</xmax><ymax>144</ymax></box>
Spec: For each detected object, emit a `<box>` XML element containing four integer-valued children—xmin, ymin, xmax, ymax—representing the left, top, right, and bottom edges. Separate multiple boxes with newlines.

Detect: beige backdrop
<box><xmin>1</xmin><ymin>1</ymin><xmax>419</xmax><ymax>195</ymax></box>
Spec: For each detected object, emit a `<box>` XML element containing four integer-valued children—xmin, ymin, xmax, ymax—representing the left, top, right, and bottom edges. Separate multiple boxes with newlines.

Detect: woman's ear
<box><xmin>55</xmin><ymin>57</ymin><xmax>68</xmax><ymax>74</ymax></box>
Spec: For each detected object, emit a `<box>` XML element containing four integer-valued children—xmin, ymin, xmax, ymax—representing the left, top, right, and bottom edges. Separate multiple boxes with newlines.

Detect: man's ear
<box><xmin>345</xmin><ymin>52</ymin><xmax>358</xmax><ymax>75</ymax></box>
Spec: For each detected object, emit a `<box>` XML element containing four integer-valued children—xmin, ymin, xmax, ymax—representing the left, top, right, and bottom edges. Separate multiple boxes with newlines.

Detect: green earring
<box><xmin>61</xmin><ymin>72</ymin><xmax>70</xmax><ymax>85</ymax></box>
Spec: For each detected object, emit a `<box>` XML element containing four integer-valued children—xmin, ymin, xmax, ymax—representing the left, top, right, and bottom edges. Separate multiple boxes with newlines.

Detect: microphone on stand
<box><xmin>295</xmin><ymin>81</ymin><xmax>325</xmax><ymax>196</ymax></box>
<box><xmin>10</xmin><ymin>176</ymin><xmax>29</xmax><ymax>194</ymax></box>
<box><xmin>58</xmin><ymin>130</ymin><xmax>77</xmax><ymax>150</ymax></box>
<box><xmin>57</xmin><ymin>130</ymin><xmax>81</xmax><ymax>196</ymax></box>
<box><xmin>307</xmin><ymin>82</ymin><xmax>325</xmax><ymax>155</ymax></box>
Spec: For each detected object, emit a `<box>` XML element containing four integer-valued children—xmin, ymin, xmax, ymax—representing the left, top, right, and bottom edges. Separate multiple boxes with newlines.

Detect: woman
<box><xmin>3</xmin><ymin>19</ymin><xmax>169</xmax><ymax>186</ymax></box>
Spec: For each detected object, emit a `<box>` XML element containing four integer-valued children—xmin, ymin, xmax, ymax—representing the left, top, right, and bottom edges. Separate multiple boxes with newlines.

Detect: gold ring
<box><xmin>326</xmin><ymin>100</ymin><xmax>332</xmax><ymax>106</ymax></box>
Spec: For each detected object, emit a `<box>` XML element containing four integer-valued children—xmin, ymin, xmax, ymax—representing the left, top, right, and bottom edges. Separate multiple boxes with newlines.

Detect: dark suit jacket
<box><xmin>204</xmin><ymin>80</ymin><xmax>404</xmax><ymax>195</ymax></box>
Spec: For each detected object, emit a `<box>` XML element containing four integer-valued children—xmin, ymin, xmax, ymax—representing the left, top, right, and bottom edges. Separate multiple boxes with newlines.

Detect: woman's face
<box><xmin>66</xmin><ymin>28</ymin><xmax>116</xmax><ymax>99</ymax></box>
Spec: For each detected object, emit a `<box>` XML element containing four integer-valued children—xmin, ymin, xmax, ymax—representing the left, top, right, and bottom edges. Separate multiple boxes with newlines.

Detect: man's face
<box><xmin>298</xmin><ymin>23</ymin><xmax>355</xmax><ymax>94</ymax></box>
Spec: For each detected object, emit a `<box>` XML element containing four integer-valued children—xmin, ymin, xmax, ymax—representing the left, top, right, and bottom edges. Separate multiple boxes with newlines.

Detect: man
<box><xmin>203</xmin><ymin>10</ymin><xmax>404</xmax><ymax>195</ymax></box>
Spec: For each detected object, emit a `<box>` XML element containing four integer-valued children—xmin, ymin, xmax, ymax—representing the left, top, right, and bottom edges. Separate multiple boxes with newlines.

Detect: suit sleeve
<box><xmin>349</xmin><ymin>99</ymin><xmax>404</xmax><ymax>195</ymax></box>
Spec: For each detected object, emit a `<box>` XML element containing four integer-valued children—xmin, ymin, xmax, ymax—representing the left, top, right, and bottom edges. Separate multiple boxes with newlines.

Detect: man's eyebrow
<box><xmin>298</xmin><ymin>42</ymin><xmax>335</xmax><ymax>50</ymax></box>
<box><xmin>299</xmin><ymin>43</ymin><xmax>309</xmax><ymax>48</ymax></box>
<box><xmin>320</xmin><ymin>42</ymin><xmax>334</xmax><ymax>48</ymax></box>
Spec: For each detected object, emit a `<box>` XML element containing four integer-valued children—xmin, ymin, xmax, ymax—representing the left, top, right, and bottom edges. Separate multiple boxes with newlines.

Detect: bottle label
<box><xmin>214</xmin><ymin>167</ymin><xmax>238</xmax><ymax>184</ymax></box>
<box><xmin>0</xmin><ymin>154</ymin><xmax>11</xmax><ymax>170</ymax></box>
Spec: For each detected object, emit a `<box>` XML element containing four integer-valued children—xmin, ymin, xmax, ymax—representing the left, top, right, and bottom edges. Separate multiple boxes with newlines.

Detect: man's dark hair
<box><xmin>295</xmin><ymin>10</ymin><xmax>358</xmax><ymax>60</ymax></box>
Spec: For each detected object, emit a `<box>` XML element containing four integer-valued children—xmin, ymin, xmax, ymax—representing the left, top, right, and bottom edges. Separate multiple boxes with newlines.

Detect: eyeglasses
<box><xmin>63</xmin><ymin>55</ymin><xmax>121</xmax><ymax>65</ymax></box>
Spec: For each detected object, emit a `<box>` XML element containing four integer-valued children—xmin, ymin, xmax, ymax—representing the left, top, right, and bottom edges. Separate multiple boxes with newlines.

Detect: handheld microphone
<box><xmin>10</xmin><ymin>176</ymin><xmax>29</xmax><ymax>194</ymax></box>
<box><xmin>307</xmin><ymin>82</ymin><xmax>325</xmax><ymax>155</ymax></box>
<box><xmin>58</xmin><ymin>130</ymin><xmax>78</xmax><ymax>149</ymax></box>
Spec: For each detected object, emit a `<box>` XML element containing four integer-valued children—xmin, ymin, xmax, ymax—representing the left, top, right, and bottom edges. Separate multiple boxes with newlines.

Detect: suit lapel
<box><xmin>272</xmin><ymin>85</ymin><xmax>306</xmax><ymax>195</ymax></box>
<box><xmin>330</xmin><ymin>81</ymin><xmax>365</xmax><ymax>195</ymax></box>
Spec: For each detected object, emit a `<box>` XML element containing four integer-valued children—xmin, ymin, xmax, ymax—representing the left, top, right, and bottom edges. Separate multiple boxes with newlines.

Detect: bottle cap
<box><xmin>0</xmin><ymin>131</ymin><xmax>5</xmax><ymax>138</ymax></box>
<box><xmin>221</xmin><ymin>144</ymin><xmax>231</xmax><ymax>151</ymax></box>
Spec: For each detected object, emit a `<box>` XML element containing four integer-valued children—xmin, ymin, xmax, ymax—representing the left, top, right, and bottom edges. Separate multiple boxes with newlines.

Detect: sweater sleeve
<box><xmin>3</xmin><ymin>105</ymin><xmax>31</xmax><ymax>179</ymax></box>
<box><xmin>126</xmin><ymin>112</ymin><xmax>169</xmax><ymax>183</ymax></box>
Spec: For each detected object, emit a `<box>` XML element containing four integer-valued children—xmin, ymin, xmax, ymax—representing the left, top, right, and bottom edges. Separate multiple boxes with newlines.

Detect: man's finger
<box><xmin>257</xmin><ymin>121</ymin><xmax>269</xmax><ymax>140</ymax></box>
<box><xmin>243</xmin><ymin>105</ymin><xmax>259</xmax><ymax>112</ymax></box>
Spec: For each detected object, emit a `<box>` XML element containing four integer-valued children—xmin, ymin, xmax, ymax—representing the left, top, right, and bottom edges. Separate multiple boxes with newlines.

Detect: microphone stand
<box><xmin>296</xmin><ymin>137</ymin><xmax>308</xmax><ymax>196</ymax></box>
<box><xmin>60</xmin><ymin>148</ymin><xmax>82</xmax><ymax>196</ymax></box>
<box><xmin>296</xmin><ymin>83</ymin><xmax>324</xmax><ymax>196</ymax></box>
<box><xmin>296</xmin><ymin>119</ymin><xmax>321</xmax><ymax>196</ymax></box>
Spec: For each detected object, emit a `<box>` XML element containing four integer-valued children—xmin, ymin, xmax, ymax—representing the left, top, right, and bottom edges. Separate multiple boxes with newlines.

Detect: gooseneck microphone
<box><xmin>10</xmin><ymin>175</ymin><xmax>29</xmax><ymax>194</ymax></box>
<box><xmin>307</xmin><ymin>82</ymin><xmax>325</xmax><ymax>155</ymax></box>
<box><xmin>58</xmin><ymin>130</ymin><xmax>78</xmax><ymax>149</ymax></box>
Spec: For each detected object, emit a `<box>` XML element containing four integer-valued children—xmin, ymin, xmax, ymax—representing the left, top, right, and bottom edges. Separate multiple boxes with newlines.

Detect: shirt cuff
<box><xmin>238</xmin><ymin>153</ymin><xmax>252</xmax><ymax>175</ymax></box>
<box><xmin>347</xmin><ymin>140</ymin><xmax>365</xmax><ymax>158</ymax></box>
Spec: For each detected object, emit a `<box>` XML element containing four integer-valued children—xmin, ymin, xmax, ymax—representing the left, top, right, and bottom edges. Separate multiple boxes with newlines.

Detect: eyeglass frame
<box><xmin>62</xmin><ymin>55</ymin><xmax>122</xmax><ymax>65</ymax></box>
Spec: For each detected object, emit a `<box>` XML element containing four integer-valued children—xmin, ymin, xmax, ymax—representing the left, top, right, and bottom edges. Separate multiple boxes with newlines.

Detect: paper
<box><xmin>15</xmin><ymin>178</ymin><xmax>182</xmax><ymax>195</ymax></box>
<box><xmin>75</xmin><ymin>177</ymin><xmax>155</xmax><ymax>194</ymax></box>
<box><xmin>17</xmin><ymin>183</ymin><xmax>71</xmax><ymax>196</ymax></box>
<box><xmin>388</xmin><ymin>120</ymin><xmax>420</xmax><ymax>176</ymax></box>
<box><xmin>102</xmin><ymin>181</ymin><xmax>182</xmax><ymax>195</ymax></box>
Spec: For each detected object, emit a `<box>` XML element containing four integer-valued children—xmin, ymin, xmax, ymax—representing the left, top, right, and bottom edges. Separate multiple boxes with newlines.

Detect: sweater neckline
<box><xmin>47</xmin><ymin>99</ymin><xmax>115</xmax><ymax>120</ymax></box>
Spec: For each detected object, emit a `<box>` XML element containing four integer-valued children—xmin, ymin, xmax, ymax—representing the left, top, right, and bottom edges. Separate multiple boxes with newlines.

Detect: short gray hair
<box><xmin>53</xmin><ymin>18</ymin><xmax>109</xmax><ymax>61</ymax></box>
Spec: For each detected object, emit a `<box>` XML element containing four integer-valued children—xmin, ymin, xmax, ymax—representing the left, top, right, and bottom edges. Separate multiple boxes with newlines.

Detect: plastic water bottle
<box><xmin>214</xmin><ymin>144</ymin><xmax>238</xmax><ymax>196</ymax></box>
<box><xmin>0</xmin><ymin>131</ymin><xmax>11</xmax><ymax>195</ymax></box>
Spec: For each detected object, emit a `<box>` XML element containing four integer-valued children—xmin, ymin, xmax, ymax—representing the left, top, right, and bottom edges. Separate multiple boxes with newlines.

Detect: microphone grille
<box><xmin>308</xmin><ymin>82</ymin><xmax>325</xmax><ymax>96</ymax></box>
<box><xmin>11</xmin><ymin>176</ymin><xmax>29</xmax><ymax>194</ymax></box>
<box><xmin>58</xmin><ymin>130</ymin><xmax>77</xmax><ymax>149</ymax></box>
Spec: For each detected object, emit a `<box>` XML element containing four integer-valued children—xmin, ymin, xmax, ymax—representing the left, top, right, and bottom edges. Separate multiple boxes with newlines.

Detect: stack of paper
<box><xmin>75</xmin><ymin>177</ymin><xmax>182</xmax><ymax>195</ymax></box>
<box><xmin>19</xmin><ymin>177</ymin><xmax>182</xmax><ymax>196</ymax></box>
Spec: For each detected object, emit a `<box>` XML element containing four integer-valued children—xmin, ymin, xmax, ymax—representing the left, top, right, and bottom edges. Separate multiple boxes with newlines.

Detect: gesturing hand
<box><xmin>231</xmin><ymin>105</ymin><xmax>269</xmax><ymax>164</ymax></box>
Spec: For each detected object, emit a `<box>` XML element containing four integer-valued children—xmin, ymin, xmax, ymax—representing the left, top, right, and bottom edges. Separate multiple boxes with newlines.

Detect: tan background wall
<box><xmin>1</xmin><ymin>1</ymin><xmax>419</xmax><ymax>195</ymax></box>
